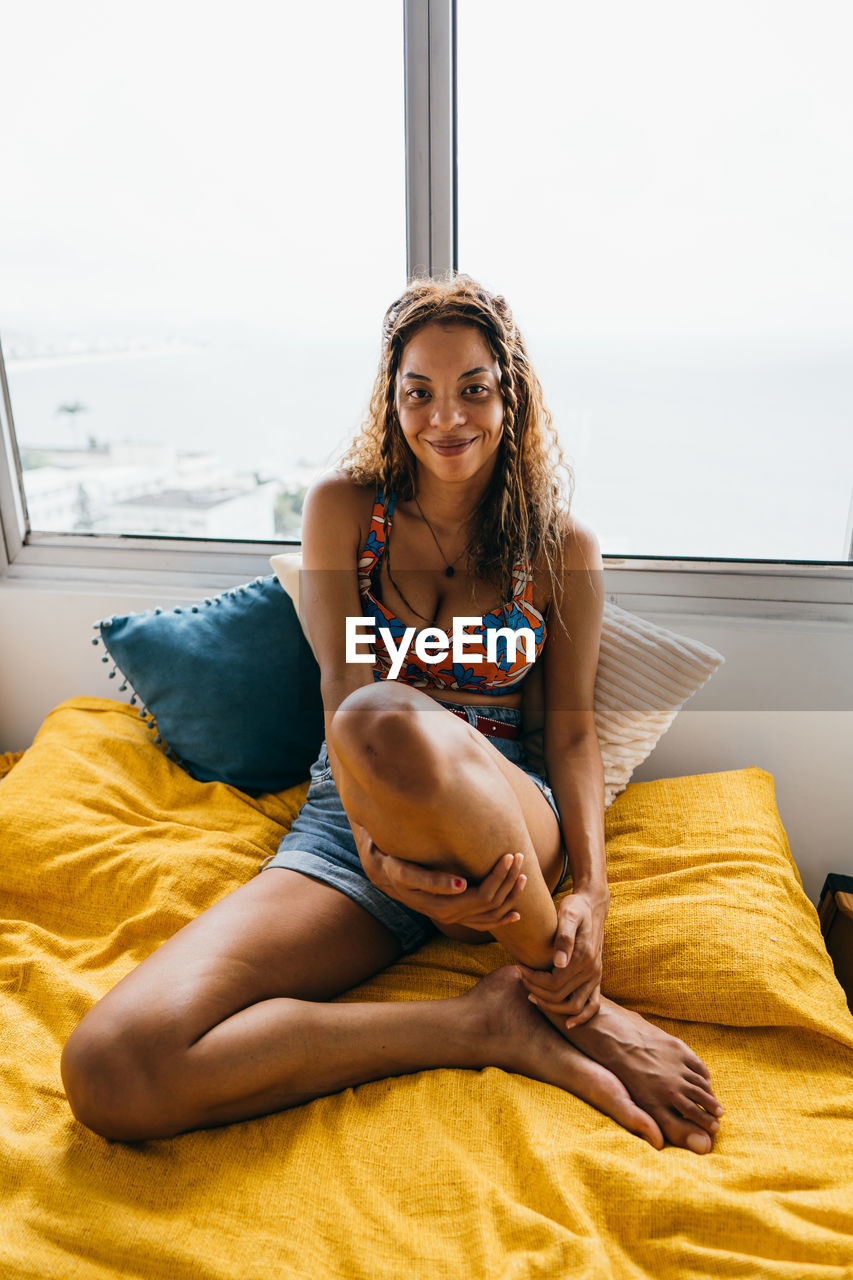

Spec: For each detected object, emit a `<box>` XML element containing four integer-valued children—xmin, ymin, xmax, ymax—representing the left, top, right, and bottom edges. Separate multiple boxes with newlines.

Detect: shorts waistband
<box><xmin>435</xmin><ymin>700</ymin><xmax>521</xmax><ymax>741</ymax></box>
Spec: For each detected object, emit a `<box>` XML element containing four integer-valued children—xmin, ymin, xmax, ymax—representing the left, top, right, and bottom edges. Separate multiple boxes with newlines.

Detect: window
<box><xmin>1</xmin><ymin>0</ymin><xmax>404</xmax><ymax>544</ymax></box>
<box><xmin>1</xmin><ymin>0</ymin><xmax>852</xmax><ymax>588</ymax></box>
<box><xmin>458</xmin><ymin>0</ymin><xmax>853</xmax><ymax>561</ymax></box>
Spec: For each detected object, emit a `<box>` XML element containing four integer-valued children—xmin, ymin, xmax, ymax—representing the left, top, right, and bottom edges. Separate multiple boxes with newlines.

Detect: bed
<box><xmin>2</xmin><ymin>693</ymin><xmax>852</xmax><ymax>1280</ymax></box>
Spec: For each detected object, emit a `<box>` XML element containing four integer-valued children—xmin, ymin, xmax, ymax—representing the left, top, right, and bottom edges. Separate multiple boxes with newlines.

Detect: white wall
<box><xmin>627</xmin><ymin>612</ymin><xmax>853</xmax><ymax>903</ymax></box>
<box><xmin>1</xmin><ymin>580</ymin><xmax>851</xmax><ymax>904</ymax></box>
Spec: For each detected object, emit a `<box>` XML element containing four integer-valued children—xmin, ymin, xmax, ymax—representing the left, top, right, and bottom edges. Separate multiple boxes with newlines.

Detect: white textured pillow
<box><xmin>594</xmin><ymin>601</ymin><xmax>723</xmax><ymax>805</ymax></box>
<box><xmin>269</xmin><ymin>554</ymin><xmax>724</xmax><ymax>807</ymax></box>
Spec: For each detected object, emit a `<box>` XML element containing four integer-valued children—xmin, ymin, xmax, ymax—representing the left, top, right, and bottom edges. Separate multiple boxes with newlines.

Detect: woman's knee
<box><xmin>330</xmin><ymin>680</ymin><xmax>420</xmax><ymax>742</ymax></box>
<box><xmin>329</xmin><ymin>683</ymin><xmax>456</xmax><ymax>797</ymax></box>
<box><xmin>61</xmin><ymin>1010</ymin><xmax>186</xmax><ymax>1142</ymax></box>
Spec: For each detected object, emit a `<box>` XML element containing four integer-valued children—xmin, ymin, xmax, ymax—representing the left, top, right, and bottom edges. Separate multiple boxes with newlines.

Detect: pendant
<box><xmin>445</xmin><ymin>566</ymin><xmax>454</xmax><ymax>577</ymax></box>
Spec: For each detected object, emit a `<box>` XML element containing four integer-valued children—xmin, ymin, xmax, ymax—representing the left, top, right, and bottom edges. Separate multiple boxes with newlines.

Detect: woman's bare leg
<box><xmin>329</xmin><ymin>682</ymin><xmax>723</xmax><ymax>1151</ymax></box>
<box><xmin>329</xmin><ymin>683</ymin><xmax>564</xmax><ymax>969</ymax></box>
<box><xmin>60</xmin><ymin>871</ymin><xmax>661</xmax><ymax>1145</ymax></box>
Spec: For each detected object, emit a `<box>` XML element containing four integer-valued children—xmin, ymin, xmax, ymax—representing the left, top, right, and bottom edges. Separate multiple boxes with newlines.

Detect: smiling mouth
<box><xmin>427</xmin><ymin>439</ymin><xmax>475</xmax><ymax>454</ymax></box>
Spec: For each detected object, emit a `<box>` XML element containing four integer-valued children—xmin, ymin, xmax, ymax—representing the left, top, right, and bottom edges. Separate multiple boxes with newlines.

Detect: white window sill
<box><xmin>1</xmin><ymin>534</ymin><xmax>851</xmax><ymax>622</ymax></box>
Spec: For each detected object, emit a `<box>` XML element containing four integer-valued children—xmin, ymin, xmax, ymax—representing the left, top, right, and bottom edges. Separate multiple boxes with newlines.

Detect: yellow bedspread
<box><xmin>1</xmin><ymin>697</ymin><xmax>852</xmax><ymax>1279</ymax></box>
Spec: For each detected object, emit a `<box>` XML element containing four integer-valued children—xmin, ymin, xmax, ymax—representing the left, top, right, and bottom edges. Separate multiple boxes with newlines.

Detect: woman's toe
<box><xmin>622</xmin><ymin>1102</ymin><xmax>665</xmax><ymax>1150</ymax></box>
<box><xmin>677</xmin><ymin>1092</ymin><xmax>721</xmax><ymax>1132</ymax></box>
<box><xmin>655</xmin><ymin>1109</ymin><xmax>715</xmax><ymax>1153</ymax></box>
<box><xmin>686</xmin><ymin>1073</ymin><xmax>722</xmax><ymax>1110</ymax></box>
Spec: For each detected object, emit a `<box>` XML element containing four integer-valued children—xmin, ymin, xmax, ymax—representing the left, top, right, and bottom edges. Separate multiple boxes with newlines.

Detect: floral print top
<box><xmin>357</xmin><ymin>486</ymin><xmax>547</xmax><ymax>695</ymax></box>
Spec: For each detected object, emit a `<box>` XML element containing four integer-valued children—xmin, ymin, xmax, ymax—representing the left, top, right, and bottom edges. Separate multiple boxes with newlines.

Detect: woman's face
<box><xmin>395</xmin><ymin>323</ymin><xmax>505</xmax><ymax>486</ymax></box>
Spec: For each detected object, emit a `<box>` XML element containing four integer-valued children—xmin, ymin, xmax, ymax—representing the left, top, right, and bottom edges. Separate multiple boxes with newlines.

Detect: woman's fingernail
<box><xmin>517</xmin><ymin>875</ymin><xmax>527</xmax><ymax>889</ymax></box>
<box><xmin>516</xmin><ymin>853</ymin><xmax>524</xmax><ymax>866</ymax></box>
<box><xmin>554</xmin><ymin>950</ymin><xmax>569</xmax><ymax>967</ymax></box>
<box><xmin>452</xmin><ymin>878</ymin><xmax>465</xmax><ymax>890</ymax></box>
<box><xmin>528</xmin><ymin>995</ymin><xmax>539</xmax><ymax>1006</ymax></box>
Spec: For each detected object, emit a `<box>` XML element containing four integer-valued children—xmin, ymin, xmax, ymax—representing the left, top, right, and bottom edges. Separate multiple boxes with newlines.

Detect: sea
<box><xmin>5</xmin><ymin>332</ymin><xmax>852</xmax><ymax>561</ymax></box>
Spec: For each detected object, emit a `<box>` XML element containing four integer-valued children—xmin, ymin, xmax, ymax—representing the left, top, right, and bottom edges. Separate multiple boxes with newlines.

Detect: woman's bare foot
<box><xmin>465</xmin><ymin>967</ymin><xmax>665</xmax><ymax>1149</ymax></box>
<box><xmin>548</xmin><ymin>996</ymin><xmax>724</xmax><ymax>1154</ymax></box>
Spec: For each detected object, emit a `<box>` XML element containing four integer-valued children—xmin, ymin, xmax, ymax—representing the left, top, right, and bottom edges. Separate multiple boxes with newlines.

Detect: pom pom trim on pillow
<box><xmin>92</xmin><ymin>575</ymin><xmax>325</xmax><ymax>795</ymax></box>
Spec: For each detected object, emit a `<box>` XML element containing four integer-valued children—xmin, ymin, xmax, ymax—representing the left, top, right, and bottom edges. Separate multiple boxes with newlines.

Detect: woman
<box><xmin>61</xmin><ymin>277</ymin><xmax>722</xmax><ymax>1153</ymax></box>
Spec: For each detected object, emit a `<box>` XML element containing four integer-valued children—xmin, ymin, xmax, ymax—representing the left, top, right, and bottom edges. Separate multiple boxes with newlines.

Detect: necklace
<box><xmin>413</xmin><ymin>495</ymin><xmax>468</xmax><ymax>578</ymax></box>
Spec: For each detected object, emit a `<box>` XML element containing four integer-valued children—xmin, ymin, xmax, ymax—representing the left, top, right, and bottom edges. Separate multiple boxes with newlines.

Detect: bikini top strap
<box><xmin>510</xmin><ymin>539</ymin><xmax>536</xmax><ymax>607</ymax></box>
<box><xmin>375</xmin><ymin>486</ymin><xmax>395</xmax><ymax>547</ymax></box>
<box><xmin>375</xmin><ymin>485</ymin><xmax>393</xmax><ymax>569</ymax></box>
<box><xmin>359</xmin><ymin>485</ymin><xmax>395</xmax><ymax>585</ymax></box>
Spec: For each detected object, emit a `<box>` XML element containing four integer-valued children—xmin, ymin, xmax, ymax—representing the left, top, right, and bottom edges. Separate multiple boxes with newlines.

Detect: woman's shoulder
<box><xmin>528</xmin><ymin>512</ymin><xmax>602</xmax><ymax>573</ymax></box>
<box><xmin>304</xmin><ymin>470</ymin><xmax>379</xmax><ymax>523</ymax></box>
<box><xmin>557</xmin><ymin>512</ymin><xmax>602</xmax><ymax>571</ymax></box>
<box><xmin>305</xmin><ymin>468</ymin><xmax>377</xmax><ymax>506</ymax></box>
<box><xmin>528</xmin><ymin>513</ymin><xmax>602</xmax><ymax>614</ymax></box>
<box><xmin>302</xmin><ymin>470</ymin><xmax>380</xmax><ymax>558</ymax></box>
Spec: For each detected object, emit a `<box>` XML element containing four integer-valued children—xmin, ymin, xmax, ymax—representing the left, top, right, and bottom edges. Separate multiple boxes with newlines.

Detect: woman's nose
<box><xmin>429</xmin><ymin>397</ymin><xmax>466</xmax><ymax>428</ymax></box>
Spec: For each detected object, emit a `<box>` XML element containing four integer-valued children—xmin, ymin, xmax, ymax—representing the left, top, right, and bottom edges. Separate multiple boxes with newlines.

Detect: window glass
<box><xmin>458</xmin><ymin>0</ymin><xmax>853</xmax><ymax>560</ymax></box>
<box><xmin>2</xmin><ymin>0</ymin><xmax>404</xmax><ymax>540</ymax></box>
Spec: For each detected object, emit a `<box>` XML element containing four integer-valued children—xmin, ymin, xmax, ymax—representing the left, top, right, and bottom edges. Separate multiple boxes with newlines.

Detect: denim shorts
<box><xmin>261</xmin><ymin>701</ymin><xmax>565</xmax><ymax>954</ymax></box>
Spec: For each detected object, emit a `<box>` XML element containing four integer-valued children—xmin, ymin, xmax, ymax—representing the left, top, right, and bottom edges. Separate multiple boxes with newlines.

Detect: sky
<box><xmin>458</xmin><ymin>0</ymin><xmax>853</xmax><ymax>344</ymax></box>
<box><xmin>1</xmin><ymin>0</ymin><xmax>851</xmax><ymax>346</ymax></box>
<box><xmin>1</xmin><ymin>0</ymin><xmax>405</xmax><ymax>339</ymax></box>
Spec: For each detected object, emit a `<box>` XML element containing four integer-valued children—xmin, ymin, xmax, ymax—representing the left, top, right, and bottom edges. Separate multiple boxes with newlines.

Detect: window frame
<box><xmin>0</xmin><ymin>0</ymin><xmax>851</xmax><ymax>612</ymax></box>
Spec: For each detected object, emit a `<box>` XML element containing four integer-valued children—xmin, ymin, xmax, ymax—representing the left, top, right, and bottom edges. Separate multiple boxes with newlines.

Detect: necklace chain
<box><xmin>413</xmin><ymin>495</ymin><xmax>468</xmax><ymax>578</ymax></box>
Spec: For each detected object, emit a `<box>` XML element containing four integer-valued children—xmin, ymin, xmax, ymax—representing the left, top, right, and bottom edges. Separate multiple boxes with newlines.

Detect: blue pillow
<box><xmin>94</xmin><ymin>576</ymin><xmax>324</xmax><ymax>795</ymax></box>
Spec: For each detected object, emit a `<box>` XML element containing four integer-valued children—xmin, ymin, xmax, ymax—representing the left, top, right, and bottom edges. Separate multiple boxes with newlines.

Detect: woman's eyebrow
<box><xmin>401</xmin><ymin>366</ymin><xmax>492</xmax><ymax>382</ymax></box>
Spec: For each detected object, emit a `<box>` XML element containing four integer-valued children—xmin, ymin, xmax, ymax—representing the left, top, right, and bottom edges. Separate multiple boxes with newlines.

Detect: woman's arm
<box><xmin>517</xmin><ymin>518</ymin><xmax>609</xmax><ymax>1026</ymax></box>
<box><xmin>299</xmin><ymin>471</ymin><xmax>376</xmax><ymax>741</ymax></box>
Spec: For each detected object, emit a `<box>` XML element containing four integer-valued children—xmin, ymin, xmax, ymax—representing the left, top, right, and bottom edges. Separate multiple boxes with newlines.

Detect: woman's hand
<box><xmin>516</xmin><ymin>888</ymin><xmax>609</xmax><ymax>1029</ymax></box>
<box><xmin>352</xmin><ymin>821</ymin><xmax>528</xmax><ymax>931</ymax></box>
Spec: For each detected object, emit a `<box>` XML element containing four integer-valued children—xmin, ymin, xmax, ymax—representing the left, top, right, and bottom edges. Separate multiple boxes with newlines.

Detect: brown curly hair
<box><xmin>338</xmin><ymin>274</ymin><xmax>574</xmax><ymax>608</ymax></box>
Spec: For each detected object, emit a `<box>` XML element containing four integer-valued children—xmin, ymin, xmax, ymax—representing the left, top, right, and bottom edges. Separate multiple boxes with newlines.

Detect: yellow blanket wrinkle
<box><xmin>0</xmin><ymin>749</ymin><xmax>24</xmax><ymax>778</ymax></box>
<box><xmin>0</xmin><ymin>697</ymin><xmax>851</xmax><ymax>1279</ymax></box>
